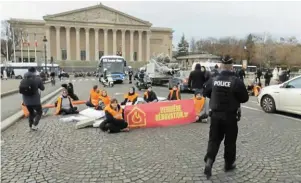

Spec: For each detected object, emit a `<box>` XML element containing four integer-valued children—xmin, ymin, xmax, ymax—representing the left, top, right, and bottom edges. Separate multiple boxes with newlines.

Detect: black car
<box><xmin>168</xmin><ymin>71</ymin><xmax>190</xmax><ymax>92</ymax></box>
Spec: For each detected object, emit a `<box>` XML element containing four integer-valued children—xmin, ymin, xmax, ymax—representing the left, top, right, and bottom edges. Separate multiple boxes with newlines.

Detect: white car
<box><xmin>257</xmin><ymin>75</ymin><xmax>301</xmax><ymax>115</ymax></box>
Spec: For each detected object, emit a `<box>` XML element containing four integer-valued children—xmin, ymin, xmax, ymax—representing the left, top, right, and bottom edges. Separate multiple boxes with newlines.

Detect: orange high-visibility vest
<box><xmin>55</xmin><ymin>96</ymin><xmax>72</xmax><ymax>115</ymax></box>
<box><xmin>90</xmin><ymin>89</ymin><xmax>101</xmax><ymax>106</ymax></box>
<box><xmin>124</xmin><ymin>93</ymin><xmax>139</xmax><ymax>102</ymax></box>
<box><xmin>253</xmin><ymin>86</ymin><xmax>261</xmax><ymax>97</ymax></box>
<box><xmin>104</xmin><ymin>105</ymin><xmax>123</xmax><ymax>119</ymax></box>
<box><xmin>192</xmin><ymin>97</ymin><xmax>205</xmax><ymax>114</ymax></box>
<box><xmin>100</xmin><ymin>95</ymin><xmax>111</xmax><ymax>106</ymax></box>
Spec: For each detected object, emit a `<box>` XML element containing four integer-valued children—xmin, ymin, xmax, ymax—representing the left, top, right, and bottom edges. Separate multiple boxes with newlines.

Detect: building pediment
<box><xmin>43</xmin><ymin>4</ymin><xmax>152</xmax><ymax>26</ymax></box>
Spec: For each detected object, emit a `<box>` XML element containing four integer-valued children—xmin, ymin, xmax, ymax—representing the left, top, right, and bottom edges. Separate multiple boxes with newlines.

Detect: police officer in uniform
<box><xmin>203</xmin><ymin>55</ymin><xmax>249</xmax><ymax>179</ymax></box>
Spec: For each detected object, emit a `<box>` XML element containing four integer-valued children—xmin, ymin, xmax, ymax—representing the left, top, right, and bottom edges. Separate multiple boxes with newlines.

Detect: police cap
<box><xmin>221</xmin><ymin>55</ymin><xmax>233</xmax><ymax>64</ymax></box>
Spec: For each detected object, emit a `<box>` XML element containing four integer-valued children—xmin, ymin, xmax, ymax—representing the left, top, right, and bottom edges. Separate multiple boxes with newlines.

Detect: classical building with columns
<box><xmin>8</xmin><ymin>3</ymin><xmax>173</xmax><ymax>63</ymax></box>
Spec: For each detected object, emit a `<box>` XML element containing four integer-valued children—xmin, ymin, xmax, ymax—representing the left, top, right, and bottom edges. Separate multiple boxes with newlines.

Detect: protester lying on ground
<box><xmin>168</xmin><ymin>85</ymin><xmax>181</xmax><ymax>100</ymax></box>
<box><xmin>121</xmin><ymin>87</ymin><xmax>139</xmax><ymax>105</ymax></box>
<box><xmin>86</xmin><ymin>85</ymin><xmax>102</xmax><ymax>110</ymax></box>
<box><xmin>99</xmin><ymin>90</ymin><xmax>111</xmax><ymax>106</ymax></box>
<box><xmin>144</xmin><ymin>86</ymin><xmax>158</xmax><ymax>103</ymax></box>
<box><xmin>247</xmin><ymin>82</ymin><xmax>262</xmax><ymax>97</ymax></box>
<box><xmin>99</xmin><ymin>98</ymin><xmax>129</xmax><ymax>133</ymax></box>
<box><xmin>55</xmin><ymin>89</ymin><xmax>79</xmax><ymax>115</ymax></box>
<box><xmin>193</xmin><ymin>90</ymin><xmax>209</xmax><ymax>122</ymax></box>
<box><xmin>61</xmin><ymin>83</ymin><xmax>79</xmax><ymax>100</ymax></box>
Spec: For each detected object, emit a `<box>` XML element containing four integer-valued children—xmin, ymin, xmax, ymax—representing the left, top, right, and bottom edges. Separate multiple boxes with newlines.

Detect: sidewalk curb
<box><xmin>1</xmin><ymin>87</ymin><xmax>63</xmax><ymax>132</ymax></box>
<box><xmin>1</xmin><ymin>81</ymin><xmax>51</xmax><ymax>98</ymax></box>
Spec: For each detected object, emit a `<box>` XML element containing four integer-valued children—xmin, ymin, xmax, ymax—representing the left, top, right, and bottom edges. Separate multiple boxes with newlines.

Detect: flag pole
<box><xmin>34</xmin><ymin>33</ymin><xmax>37</xmax><ymax>62</ymax></box>
<box><xmin>6</xmin><ymin>26</ymin><xmax>9</xmax><ymax>62</ymax></box>
<box><xmin>12</xmin><ymin>28</ymin><xmax>16</xmax><ymax>62</ymax></box>
<box><xmin>21</xmin><ymin>32</ymin><xmax>23</xmax><ymax>63</ymax></box>
<box><xmin>27</xmin><ymin>33</ymin><xmax>30</xmax><ymax>62</ymax></box>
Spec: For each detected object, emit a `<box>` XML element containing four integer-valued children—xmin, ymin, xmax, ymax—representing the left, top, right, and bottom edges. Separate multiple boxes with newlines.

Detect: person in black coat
<box><xmin>264</xmin><ymin>69</ymin><xmax>273</xmax><ymax>86</ymax></box>
<box><xmin>238</xmin><ymin>68</ymin><xmax>246</xmax><ymax>81</ymax></box>
<box><xmin>61</xmin><ymin>83</ymin><xmax>79</xmax><ymax>101</ymax></box>
<box><xmin>143</xmin><ymin>86</ymin><xmax>158</xmax><ymax>103</ymax></box>
<box><xmin>188</xmin><ymin>63</ymin><xmax>206</xmax><ymax>92</ymax></box>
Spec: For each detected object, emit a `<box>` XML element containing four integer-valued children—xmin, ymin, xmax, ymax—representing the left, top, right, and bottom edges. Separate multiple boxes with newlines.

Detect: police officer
<box><xmin>203</xmin><ymin>55</ymin><xmax>249</xmax><ymax>179</ymax></box>
<box><xmin>128</xmin><ymin>66</ymin><xmax>133</xmax><ymax>84</ymax></box>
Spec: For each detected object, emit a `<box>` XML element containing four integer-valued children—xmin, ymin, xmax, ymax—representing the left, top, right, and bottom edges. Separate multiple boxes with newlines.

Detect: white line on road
<box><xmin>79</xmin><ymin>79</ymin><xmax>82</xmax><ymax>82</ymax></box>
<box><xmin>85</xmin><ymin>79</ymin><xmax>89</xmax><ymax>81</ymax></box>
<box><xmin>242</xmin><ymin>105</ymin><xmax>301</xmax><ymax>122</ymax></box>
<box><xmin>114</xmin><ymin>93</ymin><xmax>124</xmax><ymax>95</ymax></box>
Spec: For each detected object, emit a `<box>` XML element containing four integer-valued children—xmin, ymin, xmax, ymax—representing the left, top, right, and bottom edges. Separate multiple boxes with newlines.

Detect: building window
<box><xmin>61</xmin><ymin>49</ymin><xmax>67</xmax><ymax>60</ymax></box>
<box><xmin>99</xmin><ymin>51</ymin><xmax>104</xmax><ymax>59</ymax></box>
<box><xmin>134</xmin><ymin>52</ymin><xmax>137</xmax><ymax>61</ymax></box>
<box><xmin>80</xmin><ymin>50</ymin><xmax>86</xmax><ymax>61</ymax></box>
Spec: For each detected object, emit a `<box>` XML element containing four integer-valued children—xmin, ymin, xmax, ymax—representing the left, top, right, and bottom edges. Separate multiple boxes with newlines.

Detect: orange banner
<box><xmin>124</xmin><ymin>99</ymin><xmax>196</xmax><ymax>128</ymax></box>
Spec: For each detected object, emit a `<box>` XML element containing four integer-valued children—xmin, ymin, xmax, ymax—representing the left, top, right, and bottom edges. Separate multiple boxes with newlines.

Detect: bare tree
<box><xmin>1</xmin><ymin>20</ymin><xmax>23</xmax><ymax>61</ymax></box>
<box><xmin>190</xmin><ymin>37</ymin><xmax>197</xmax><ymax>53</ymax></box>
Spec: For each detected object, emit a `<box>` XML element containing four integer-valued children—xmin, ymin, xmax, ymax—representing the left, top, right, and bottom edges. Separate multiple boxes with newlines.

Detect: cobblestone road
<box><xmin>1</xmin><ymin>79</ymin><xmax>301</xmax><ymax>183</ymax></box>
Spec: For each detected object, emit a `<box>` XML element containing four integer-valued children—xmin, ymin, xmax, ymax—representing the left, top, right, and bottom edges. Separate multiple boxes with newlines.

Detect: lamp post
<box><xmin>43</xmin><ymin>36</ymin><xmax>47</xmax><ymax>74</ymax></box>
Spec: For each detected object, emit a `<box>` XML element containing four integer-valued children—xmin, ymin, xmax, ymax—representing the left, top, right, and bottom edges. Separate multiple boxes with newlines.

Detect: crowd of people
<box><xmin>19</xmin><ymin>57</ymin><xmax>288</xmax><ymax>179</ymax></box>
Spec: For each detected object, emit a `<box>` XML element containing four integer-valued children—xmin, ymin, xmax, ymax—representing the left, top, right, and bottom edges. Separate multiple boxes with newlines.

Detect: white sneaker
<box><xmin>31</xmin><ymin>126</ymin><xmax>38</xmax><ymax>131</ymax></box>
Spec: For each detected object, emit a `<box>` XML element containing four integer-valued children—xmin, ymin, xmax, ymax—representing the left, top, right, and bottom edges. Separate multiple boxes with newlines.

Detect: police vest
<box><xmin>210</xmin><ymin>75</ymin><xmax>240</xmax><ymax>112</ymax></box>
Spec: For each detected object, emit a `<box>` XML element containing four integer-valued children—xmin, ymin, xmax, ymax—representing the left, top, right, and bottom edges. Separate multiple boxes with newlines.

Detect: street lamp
<box><xmin>43</xmin><ymin>36</ymin><xmax>47</xmax><ymax>74</ymax></box>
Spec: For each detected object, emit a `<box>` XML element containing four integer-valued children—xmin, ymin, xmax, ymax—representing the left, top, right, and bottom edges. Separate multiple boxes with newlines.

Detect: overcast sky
<box><xmin>1</xmin><ymin>1</ymin><xmax>301</xmax><ymax>45</ymax></box>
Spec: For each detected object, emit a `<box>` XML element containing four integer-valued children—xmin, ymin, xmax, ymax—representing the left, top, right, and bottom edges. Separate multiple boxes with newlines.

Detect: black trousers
<box><xmin>26</xmin><ymin>105</ymin><xmax>43</xmax><ymax>127</ymax></box>
<box><xmin>256</xmin><ymin>77</ymin><xmax>261</xmax><ymax>84</ymax></box>
<box><xmin>265</xmin><ymin>79</ymin><xmax>271</xmax><ymax>86</ymax></box>
<box><xmin>129</xmin><ymin>75</ymin><xmax>132</xmax><ymax>83</ymax></box>
<box><xmin>59</xmin><ymin>107</ymin><xmax>78</xmax><ymax>115</ymax></box>
<box><xmin>204</xmin><ymin>112</ymin><xmax>238</xmax><ymax>165</ymax></box>
<box><xmin>100</xmin><ymin>119</ymin><xmax>128</xmax><ymax>133</ymax></box>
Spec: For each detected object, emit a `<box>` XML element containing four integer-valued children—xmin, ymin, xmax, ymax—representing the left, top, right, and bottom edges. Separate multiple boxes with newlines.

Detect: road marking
<box><xmin>79</xmin><ymin>79</ymin><xmax>82</xmax><ymax>82</ymax></box>
<box><xmin>114</xmin><ymin>93</ymin><xmax>124</xmax><ymax>95</ymax></box>
<box><xmin>72</xmin><ymin>79</ymin><xmax>76</xmax><ymax>82</ymax></box>
<box><xmin>242</xmin><ymin>105</ymin><xmax>301</xmax><ymax>122</ymax></box>
<box><xmin>85</xmin><ymin>78</ymin><xmax>89</xmax><ymax>81</ymax></box>
<box><xmin>250</xmin><ymin>101</ymin><xmax>258</xmax><ymax>104</ymax></box>
<box><xmin>91</xmin><ymin>78</ymin><xmax>96</xmax><ymax>81</ymax></box>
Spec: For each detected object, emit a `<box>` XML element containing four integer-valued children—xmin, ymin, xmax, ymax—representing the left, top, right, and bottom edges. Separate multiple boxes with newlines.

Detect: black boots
<box><xmin>224</xmin><ymin>162</ymin><xmax>236</xmax><ymax>172</ymax></box>
<box><xmin>204</xmin><ymin>158</ymin><xmax>213</xmax><ymax>179</ymax></box>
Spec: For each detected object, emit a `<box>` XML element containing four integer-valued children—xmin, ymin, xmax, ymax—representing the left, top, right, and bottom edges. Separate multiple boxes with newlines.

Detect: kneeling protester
<box><xmin>193</xmin><ymin>90</ymin><xmax>208</xmax><ymax>122</ymax></box>
<box><xmin>144</xmin><ymin>86</ymin><xmax>158</xmax><ymax>103</ymax></box>
<box><xmin>55</xmin><ymin>89</ymin><xmax>79</xmax><ymax>115</ymax></box>
<box><xmin>100</xmin><ymin>98</ymin><xmax>129</xmax><ymax>133</ymax></box>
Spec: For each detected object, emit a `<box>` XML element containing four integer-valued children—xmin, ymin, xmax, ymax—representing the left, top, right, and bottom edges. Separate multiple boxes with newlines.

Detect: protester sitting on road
<box><xmin>19</xmin><ymin>67</ymin><xmax>45</xmax><ymax>131</ymax></box>
<box><xmin>121</xmin><ymin>87</ymin><xmax>139</xmax><ymax>105</ymax></box>
<box><xmin>99</xmin><ymin>90</ymin><xmax>111</xmax><ymax>106</ymax></box>
<box><xmin>55</xmin><ymin>89</ymin><xmax>79</xmax><ymax>115</ymax></box>
<box><xmin>247</xmin><ymin>82</ymin><xmax>262</xmax><ymax>96</ymax></box>
<box><xmin>168</xmin><ymin>84</ymin><xmax>181</xmax><ymax>100</ymax></box>
<box><xmin>100</xmin><ymin>98</ymin><xmax>129</xmax><ymax>133</ymax></box>
<box><xmin>144</xmin><ymin>86</ymin><xmax>158</xmax><ymax>103</ymax></box>
<box><xmin>193</xmin><ymin>90</ymin><xmax>208</xmax><ymax>122</ymax></box>
<box><xmin>86</xmin><ymin>85</ymin><xmax>102</xmax><ymax>110</ymax></box>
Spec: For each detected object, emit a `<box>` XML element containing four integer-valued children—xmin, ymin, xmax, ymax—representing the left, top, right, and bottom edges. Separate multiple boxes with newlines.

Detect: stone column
<box><xmin>130</xmin><ymin>30</ymin><xmax>134</xmax><ymax>61</ymax></box>
<box><xmin>76</xmin><ymin>28</ymin><xmax>80</xmax><ymax>60</ymax></box>
<box><xmin>138</xmin><ymin>30</ymin><xmax>143</xmax><ymax>62</ymax></box>
<box><xmin>113</xmin><ymin>29</ymin><xmax>117</xmax><ymax>55</ymax></box>
<box><xmin>45</xmin><ymin>26</ymin><xmax>51</xmax><ymax>61</ymax></box>
<box><xmin>65</xmin><ymin>27</ymin><xmax>71</xmax><ymax>60</ymax></box>
<box><xmin>121</xmin><ymin>29</ymin><xmax>126</xmax><ymax>59</ymax></box>
<box><xmin>146</xmin><ymin>30</ymin><xmax>151</xmax><ymax>61</ymax></box>
<box><xmin>85</xmin><ymin>28</ymin><xmax>90</xmax><ymax>61</ymax></box>
<box><xmin>104</xmin><ymin>29</ymin><xmax>108</xmax><ymax>56</ymax></box>
<box><xmin>94</xmin><ymin>28</ymin><xmax>99</xmax><ymax>61</ymax></box>
<box><xmin>56</xmin><ymin>26</ymin><xmax>61</xmax><ymax>60</ymax></box>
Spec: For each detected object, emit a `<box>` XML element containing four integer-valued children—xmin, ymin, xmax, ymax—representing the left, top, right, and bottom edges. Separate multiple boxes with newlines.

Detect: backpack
<box><xmin>19</xmin><ymin>77</ymin><xmax>37</xmax><ymax>96</ymax></box>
